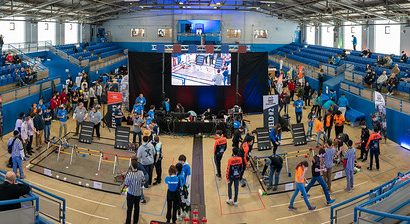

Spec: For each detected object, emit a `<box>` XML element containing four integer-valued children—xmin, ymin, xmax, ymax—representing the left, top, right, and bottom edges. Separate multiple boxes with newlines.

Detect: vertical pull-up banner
<box><xmin>263</xmin><ymin>95</ymin><xmax>279</xmax><ymax>129</ymax></box>
<box><xmin>105</xmin><ymin>91</ymin><xmax>123</xmax><ymax>128</ymax></box>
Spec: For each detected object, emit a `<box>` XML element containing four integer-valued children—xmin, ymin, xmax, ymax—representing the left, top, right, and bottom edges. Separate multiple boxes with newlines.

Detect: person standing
<box><xmin>8</xmin><ymin>131</ymin><xmax>25</xmax><ymax>179</ymax></box>
<box><xmin>344</xmin><ymin>140</ymin><xmax>356</xmax><ymax>192</ymax></box>
<box><xmin>33</xmin><ymin>110</ymin><xmax>44</xmax><ymax>147</ymax></box>
<box><xmin>304</xmin><ymin>149</ymin><xmax>335</xmax><ymax>205</ymax></box>
<box><xmin>333</xmin><ymin>110</ymin><xmax>345</xmax><ymax>138</ymax></box>
<box><xmin>306</xmin><ymin>109</ymin><xmax>315</xmax><ymax>140</ymax></box>
<box><xmin>132</xmin><ymin>114</ymin><xmax>144</xmax><ymax>146</ymax></box>
<box><xmin>232</xmin><ymin>126</ymin><xmax>243</xmax><ymax>148</ymax></box>
<box><xmin>293</xmin><ymin>96</ymin><xmax>304</xmax><ymax>124</ymax></box>
<box><xmin>57</xmin><ymin>105</ymin><xmax>68</xmax><ymax>138</ymax></box>
<box><xmin>124</xmin><ymin>159</ymin><xmax>145</xmax><ymax>224</ymax></box>
<box><xmin>96</xmin><ymin>82</ymin><xmax>103</xmax><ymax>105</ymax></box>
<box><xmin>165</xmin><ymin>165</ymin><xmax>182</xmax><ymax>224</ymax></box>
<box><xmin>266</xmin><ymin>154</ymin><xmax>283</xmax><ymax>191</ymax></box>
<box><xmin>352</xmin><ymin>35</ymin><xmax>357</xmax><ymax>51</ymax></box>
<box><xmin>113</xmin><ymin>106</ymin><xmax>124</xmax><ymax>127</ymax></box>
<box><xmin>26</xmin><ymin>114</ymin><xmax>36</xmax><ymax>154</ymax></box>
<box><xmin>269</xmin><ymin>124</ymin><xmax>282</xmax><ymax>155</ymax></box>
<box><xmin>323</xmin><ymin>139</ymin><xmax>336</xmax><ymax>192</ymax></box>
<box><xmin>288</xmin><ymin>80</ymin><xmax>296</xmax><ymax>101</ymax></box>
<box><xmin>89</xmin><ymin>86</ymin><xmax>96</xmax><ymax>109</ymax></box>
<box><xmin>73</xmin><ymin>102</ymin><xmax>87</xmax><ymax>136</ymax></box>
<box><xmin>315</xmin><ymin>116</ymin><xmax>326</xmax><ymax>146</ymax></box>
<box><xmin>43</xmin><ymin>107</ymin><xmax>52</xmax><ymax>143</ymax></box>
<box><xmin>337</xmin><ymin>93</ymin><xmax>349</xmax><ymax>117</ymax></box>
<box><xmin>358</xmin><ymin>121</ymin><xmax>370</xmax><ymax>162</ymax></box>
<box><xmin>324</xmin><ymin>111</ymin><xmax>333</xmax><ymax>140</ymax></box>
<box><xmin>178</xmin><ymin>154</ymin><xmax>191</xmax><ymax>205</ymax></box>
<box><xmin>14</xmin><ymin>112</ymin><xmax>25</xmax><ymax>133</ymax></box>
<box><xmin>0</xmin><ymin>171</ymin><xmax>31</xmax><ymax>212</ymax></box>
<box><xmin>137</xmin><ymin>136</ymin><xmax>155</xmax><ymax>186</ymax></box>
<box><xmin>162</xmin><ymin>98</ymin><xmax>170</xmax><ymax>114</ymax></box>
<box><xmin>303</xmin><ymin>82</ymin><xmax>312</xmax><ymax>106</ymax></box>
<box><xmin>136</xmin><ymin>93</ymin><xmax>147</xmax><ymax>110</ymax></box>
<box><xmin>214</xmin><ymin>130</ymin><xmax>227</xmax><ymax>179</ymax></box>
<box><xmin>152</xmin><ymin>135</ymin><xmax>163</xmax><ymax>185</ymax></box>
<box><xmin>0</xmin><ymin>35</ymin><xmax>4</xmax><ymax>54</ymax></box>
<box><xmin>89</xmin><ymin>106</ymin><xmax>102</xmax><ymax>139</ymax></box>
<box><xmin>366</xmin><ymin>128</ymin><xmax>382</xmax><ymax>171</ymax></box>
<box><xmin>226</xmin><ymin>147</ymin><xmax>243</xmax><ymax>207</ymax></box>
<box><xmin>288</xmin><ymin>161</ymin><xmax>315</xmax><ymax>211</ymax></box>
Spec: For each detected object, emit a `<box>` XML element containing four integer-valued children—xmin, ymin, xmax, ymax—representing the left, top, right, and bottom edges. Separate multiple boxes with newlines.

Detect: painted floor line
<box><xmin>275</xmin><ymin>206</ymin><xmax>329</xmax><ymax>221</ymax></box>
<box><xmin>26</xmin><ymin>180</ymin><xmax>117</xmax><ymax>208</ymax></box>
<box><xmin>67</xmin><ymin>207</ymin><xmax>109</xmax><ymax>220</ymax></box>
<box><xmin>270</xmin><ymin>181</ymin><xmax>369</xmax><ymax>208</ymax></box>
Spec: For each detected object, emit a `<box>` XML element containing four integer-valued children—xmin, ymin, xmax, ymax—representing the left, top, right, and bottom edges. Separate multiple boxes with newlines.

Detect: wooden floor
<box><xmin>1</xmin><ymin>105</ymin><xmax>409</xmax><ymax>224</ymax></box>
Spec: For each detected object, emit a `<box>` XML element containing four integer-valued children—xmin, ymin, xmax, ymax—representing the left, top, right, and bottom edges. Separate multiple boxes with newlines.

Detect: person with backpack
<box><xmin>366</xmin><ymin>128</ymin><xmax>382</xmax><ymax>171</ymax></box>
<box><xmin>226</xmin><ymin>147</ymin><xmax>243</xmax><ymax>207</ymax></box>
<box><xmin>152</xmin><ymin>135</ymin><xmax>163</xmax><ymax>185</ymax></box>
<box><xmin>214</xmin><ymin>130</ymin><xmax>227</xmax><ymax>179</ymax></box>
<box><xmin>8</xmin><ymin>131</ymin><xmax>25</xmax><ymax>179</ymax></box>
<box><xmin>176</xmin><ymin>163</ymin><xmax>189</xmax><ymax>220</ymax></box>
<box><xmin>137</xmin><ymin>136</ymin><xmax>155</xmax><ymax>186</ymax></box>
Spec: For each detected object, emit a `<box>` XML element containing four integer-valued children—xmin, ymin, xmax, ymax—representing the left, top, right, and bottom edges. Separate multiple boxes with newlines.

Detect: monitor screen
<box><xmin>171</xmin><ymin>53</ymin><xmax>231</xmax><ymax>86</ymax></box>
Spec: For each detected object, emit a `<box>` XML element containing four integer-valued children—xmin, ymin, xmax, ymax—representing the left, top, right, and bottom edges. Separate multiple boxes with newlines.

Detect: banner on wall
<box><xmin>263</xmin><ymin>95</ymin><xmax>279</xmax><ymax>129</ymax></box>
<box><xmin>374</xmin><ymin>91</ymin><xmax>387</xmax><ymax>132</ymax></box>
<box><xmin>105</xmin><ymin>92</ymin><xmax>123</xmax><ymax>128</ymax></box>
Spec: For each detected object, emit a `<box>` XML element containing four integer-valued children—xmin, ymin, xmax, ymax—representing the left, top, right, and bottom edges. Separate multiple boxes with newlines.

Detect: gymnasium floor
<box><xmin>1</xmin><ymin>106</ymin><xmax>410</xmax><ymax>224</ymax></box>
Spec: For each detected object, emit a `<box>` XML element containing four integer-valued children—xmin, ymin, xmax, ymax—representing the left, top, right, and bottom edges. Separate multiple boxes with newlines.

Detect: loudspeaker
<box><xmin>256</xmin><ymin>128</ymin><xmax>271</xmax><ymax>151</ymax></box>
<box><xmin>115</xmin><ymin>126</ymin><xmax>130</xmax><ymax>149</ymax></box>
<box><xmin>291</xmin><ymin>123</ymin><xmax>307</xmax><ymax>146</ymax></box>
<box><xmin>79</xmin><ymin>121</ymin><xmax>94</xmax><ymax>144</ymax></box>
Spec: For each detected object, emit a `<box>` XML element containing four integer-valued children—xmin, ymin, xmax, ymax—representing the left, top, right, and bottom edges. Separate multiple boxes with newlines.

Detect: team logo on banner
<box><xmin>263</xmin><ymin>95</ymin><xmax>279</xmax><ymax>129</ymax></box>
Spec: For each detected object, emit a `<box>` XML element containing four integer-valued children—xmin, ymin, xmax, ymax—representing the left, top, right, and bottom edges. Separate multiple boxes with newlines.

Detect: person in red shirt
<box><xmin>288</xmin><ymin>80</ymin><xmax>296</xmax><ymax>101</ymax></box>
<box><xmin>50</xmin><ymin>94</ymin><xmax>59</xmax><ymax>119</ymax></box>
<box><xmin>226</xmin><ymin>147</ymin><xmax>243</xmax><ymax>207</ymax></box>
<box><xmin>59</xmin><ymin>89</ymin><xmax>68</xmax><ymax>105</ymax></box>
<box><xmin>214</xmin><ymin>130</ymin><xmax>227</xmax><ymax>179</ymax></box>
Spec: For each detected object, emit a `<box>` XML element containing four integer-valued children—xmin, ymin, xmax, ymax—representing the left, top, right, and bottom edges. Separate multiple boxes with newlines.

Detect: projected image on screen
<box><xmin>172</xmin><ymin>53</ymin><xmax>231</xmax><ymax>86</ymax></box>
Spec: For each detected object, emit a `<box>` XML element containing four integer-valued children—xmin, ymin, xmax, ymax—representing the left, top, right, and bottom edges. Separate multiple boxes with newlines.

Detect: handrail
<box><xmin>6</xmin><ymin>43</ymin><xmax>48</xmax><ymax>72</ymax></box>
<box><xmin>4</xmin><ymin>41</ymin><xmax>52</xmax><ymax>54</ymax></box>
<box><xmin>0</xmin><ymin>170</ymin><xmax>66</xmax><ymax>223</ymax></box>
<box><xmin>0</xmin><ymin>191</ymin><xmax>40</xmax><ymax>223</ymax></box>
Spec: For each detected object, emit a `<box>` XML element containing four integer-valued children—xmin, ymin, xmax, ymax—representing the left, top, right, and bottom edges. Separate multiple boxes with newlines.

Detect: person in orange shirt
<box><xmin>288</xmin><ymin>161</ymin><xmax>316</xmax><ymax>211</ymax></box>
<box><xmin>315</xmin><ymin>116</ymin><xmax>326</xmax><ymax>146</ymax></box>
<box><xmin>239</xmin><ymin>138</ymin><xmax>251</xmax><ymax>187</ymax></box>
<box><xmin>333</xmin><ymin>110</ymin><xmax>345</xmax><ymax>137</ymax></box>
<box><xmin>324</xmin><ymin>111</ymin><xmax>333</xmax><ymax>139</ymax></box>
<box><xmin>214</xmin><ymin>130</ymin><xmax>227</xmax><ymax>179</ymax></box>
<box><xmin>226</xmin><ymin>147</ymin><xmax>243</xmax><ymax>207</ymax></box>
<box><xmin>366</xmin><ymin>128</ymin><xmax>382</xmax><ymax>171</ymax></box>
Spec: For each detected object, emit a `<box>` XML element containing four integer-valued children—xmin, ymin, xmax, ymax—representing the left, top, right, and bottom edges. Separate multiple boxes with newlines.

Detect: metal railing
<box><xmin>3</xmin><ymin>41</ymin><xmax>53</xmax><ymax>53</ymax></box>
<box><xmin>330</xmin><ymin>171</ymin><xmax>410</xmax><ymax>224</ymax></box>
<box><xmin>0</xmin><ymin>170</ymin><xmax>66</xmax><ymax>224</ymax></box>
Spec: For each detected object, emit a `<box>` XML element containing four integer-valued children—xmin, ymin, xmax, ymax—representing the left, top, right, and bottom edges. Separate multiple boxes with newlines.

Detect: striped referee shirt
<box><xmin>125</xmin><ymin>170</ymin><xmax>145</xmax><ymax>196</ymax></box>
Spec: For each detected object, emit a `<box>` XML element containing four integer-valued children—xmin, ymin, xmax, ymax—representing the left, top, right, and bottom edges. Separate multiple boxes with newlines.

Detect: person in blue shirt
<box><xmin>165</xmin><ymin>165</ymin><xmax>183</xmax><ymax>224</ymax></box>
<box><xmin>337</xmin><ymin>93</ymin><xmax>349</xmax><ymax>117</ymax></box>
<box><xmin>222</xmin><ymin>66</ymin><xmax>230</xmax><ymax>85</ymax></box>
<box><xmin>293</xmin><ymin>96</ymin><xmax>304</xmax><ymax>123</ymax></box>
<box><xmin>323</xmin><ymin>98</ymin><xmax>336</xmax><ymax>114</ymax></box>
<box><xmin>57</xmin><ymin>105</ymin><xmax>68</xmax><ymax>138</ymax></box>
<box><xmin>352</xmin><ymin>35</ymin><xmax>357</xmax><ymax>51</ymax></box>
<box><xmin>333</xmin><ymin>55</ymin><xmax>341</xmax><ymax>65</ymax></box>
<box><xmin>344</xmin><ymin>140</ymin><xmax>356</xmax><ymax>192</ymax></box>
<box><xmin>178</xmin><ymin>154</ymin><xmax>191</xmax><ymax>206</ymax></box>
<box><xmin>147</xmin><ymin>105</ymin><xmax>155</xmax><ymax>120</ymax></box>
<box><xmin>135</xmin><ymin>93</ymin><xmax>146</xmax><ymax>109</ymax></box>
<box><xmin>163</xmin><ymin>98</ymin><xmax>170</xmax><ymax>114</ymax></box>
<box><xmin>269</xmin><ymin>124</ymin><xmax>282</xmax><ymax>155</ymax></box>
<box><xmin>37</xmin><ymin>99</ymin><xmax>47</xmax><ymax>113</ymax></box>
<box><xmin>132</xmin><ymin>102</ymin><xmax>143</xmax><ymax>115</ymax></box>
<box><xmin>113</xmin><ymin>106</ymin><xmax>123</xmax><ymax>127</ymax></box>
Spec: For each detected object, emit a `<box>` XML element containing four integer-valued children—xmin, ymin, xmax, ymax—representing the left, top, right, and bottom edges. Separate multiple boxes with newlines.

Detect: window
<box><xmin>305</xmin><ymin>26</ymin><xmax>315</xmax><ymax>45</ymax></box>
<box><xmin>158</xmin><ymin>28</ymin><xmax>172</xmax><ymax>38</ymax></box>
<box><xmin>253</xmin><ymin>29</ymin><xmax>268</xmax><ymax>39</ymax></box>
<box><xmin>321</xmin><ymin>25</ymin><xmax>334</xmax><ymax>47</ymax></box>
<box><xmin>0</xmin><ymin>17</ymin><xmax>26</xmax><ymax>44</ymax></box>
<box><xmin>343</xmin><ymin>22</ymin><xmax>362</xmax><ymax>51</ymax></box>
<box><xmin>131</xmin><ymin>28</ymin><xmax>145</xmax><ymax>38</ymax></box>
<box><xmin>374</xmin><ymin>20</ymin><xmax>400</xmax><ymax>55</ymax></box>
<box><xmin>64</xmin><ymin>23</ymin><xmax>79</xmax><ymax>44</ymax></box>
<box><xmin>38</xmin><ymin>21</ymin><xmax>56</xmax><ymax>45</ymax></box>
<box><xmin>226</xmin><ymin>29</ymin><xmax>241</xmax><ymax>38</ymax></box>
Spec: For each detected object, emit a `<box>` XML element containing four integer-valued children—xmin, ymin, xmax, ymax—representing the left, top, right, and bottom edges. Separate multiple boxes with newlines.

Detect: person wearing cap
<box><xmin>8</xmin><ymin>131</ymin><xmax>25</xmax><ymax>178</ymax></box>
<box><xmin>214</xmin><ymin>130</ymin><xmax>227</xmax><ymax>179</ymax></box>
<box><xmin>358</xmin><ymin>121</ymin><xmax>370</xmax><ymax>162</ymax></box>
<box><xmin>57</xmin><ymin>105</ymin><xmax>68</xmax><ymax>138</ymax></box>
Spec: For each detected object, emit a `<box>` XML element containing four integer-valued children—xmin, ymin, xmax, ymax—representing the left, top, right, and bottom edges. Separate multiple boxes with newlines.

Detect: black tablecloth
<box><xmin>158</xmin><ymin>118</ymin><xmax>226</xmax><ymax>135</ymax></box>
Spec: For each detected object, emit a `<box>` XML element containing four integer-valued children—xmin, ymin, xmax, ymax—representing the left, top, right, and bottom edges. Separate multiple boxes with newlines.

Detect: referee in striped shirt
<box><xmin>125</xmin><ymin>159</ymin><xmax>145</xmax><ymax>224</ymax></box>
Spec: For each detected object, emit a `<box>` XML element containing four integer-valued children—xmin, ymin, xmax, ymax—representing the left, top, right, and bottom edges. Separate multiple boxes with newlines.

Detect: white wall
<box><xmin>400</xmin><ymin>25</ymin><xmax>410</xmax><ymax>55</ymax></box>
<box><xmin>64</xmin><ymin>23</ymin><xmax>79</xmax><ymax>44</ymax></box>
<box><xmin>374</xmin><ymin>20</ymin><xmax>401</xmax><ymax>55</ymax></box>
<box><xmin>101</xmin><ymin>10</ymin><xmax>298</xmax><ymax>44</ymax></box>
<box><xmin>343</xmin><ymin>22</ymin><xmax>362</xmax><ymax>51</ymax></box>
<box><xmin>0</xmin><ymin>17</ymin><xmax>26</xmax><ymax>44</ymax></box>
<box><xmin>38</xmin><ymin>21</ymin><xmax>56</xmax><ymax>45</ymax></box>
<box><xmin>321</xmin><ymin>25</ymin><xmax>334</xmax><ymax>47</ymax></box>
<box><xmin>305</xmin><ymin>26</ymin><xmax>315</xmax><ymax>45</ymax></box>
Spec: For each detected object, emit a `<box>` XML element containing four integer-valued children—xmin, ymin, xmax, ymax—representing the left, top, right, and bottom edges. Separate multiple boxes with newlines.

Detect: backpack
<box><xmin>8</xmin><ymin>138</ymin><xmax>17</xmax><ymax>154</ymax></box>
<box><xmin>369</xmin><ymin>139</ymin><xmax>380</xmax><ymax>152</ymax></box>
<box><xmin>230</xmin><ymin>163</ymin><xmax>242</xmax><ymax>180</ymax></box>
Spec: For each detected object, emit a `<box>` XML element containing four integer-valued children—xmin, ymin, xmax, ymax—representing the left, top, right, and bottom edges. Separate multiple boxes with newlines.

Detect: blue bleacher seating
<box><xmin>345</xmin><ymin>108</ymin><xmax>365</xmax><ymax>123</ymax></box>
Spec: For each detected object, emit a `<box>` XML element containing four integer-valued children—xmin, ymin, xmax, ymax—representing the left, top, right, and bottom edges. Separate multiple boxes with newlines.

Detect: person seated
<box><xmin>202</xmin><ymin>108</ymin><xmax>213</xmax><ymax>120</ymax></box>
<box><xmin>376</xmin><ymin>55</ymin><xmax>385</xmax><ymax>67</ymax></box>
<box><xmin>361</xmin><ymin>49</ymin><xmax>371</xmax><ymax>58</ymax></box>
<box><xmin>391</xmin><ymin>63</ymin><xmax>400</xmax><ymax>76</ymax></box>
<box><xmin>367</xmin><ymin>48</ymin><xmax>372</xmax><ymax>58</ymax></box>
<box><xmin>328</xmin><ymin>56</ymin><xmax>334</xmax><ymax>64</ymax></box>
<box><xmin>383</xmin><ymin>56</ymin><xmax>393</xmax><ymax>68</ymax></box>
<box><xmin>376</xmin><ymin>71</ymin><xmax>388</xmax><ymax>91</ymax></box>
<box><xmin>364</xmin><ymin>64</ymin><xmax>376</xmax><ymax>87</ymax></box>
<box><xmin>0</xmin><ymin>171</ymin><xmax>31</xmax><ymax>212</ymax></box>
<box><xmin>386</xmin><ymin>73</ymin><xmax>399</xmax><ymax>95</ymax></box>
<box><xmin>400</xmin><ymin>50</ymin><xmax>408</xmax><ymax>63</ymax></box>
<box><xmin>6</xmin><ymin>53</ymin><xmax>13</xmax><ymax>63</ymax></box>
<box><xmin>341</xmin><ymin>50</ymin><xmax>347</xmax><ymax>59</ymax></box>
<box><xmin>333</xmin><ymin>55</ymin><xmax>341</xmax><ymax>65</ymax></box>
<box><xmin>175</xmin><ymin>103</ymin><xmax>185</xmax><ymax>113</ymax></box>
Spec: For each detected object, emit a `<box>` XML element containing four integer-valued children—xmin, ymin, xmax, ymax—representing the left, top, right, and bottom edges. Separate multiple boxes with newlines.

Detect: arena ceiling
<box><xmin>0</xmin><ymin>0</ymin><xmax>409</xmax><ymax>24</ymax></box>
